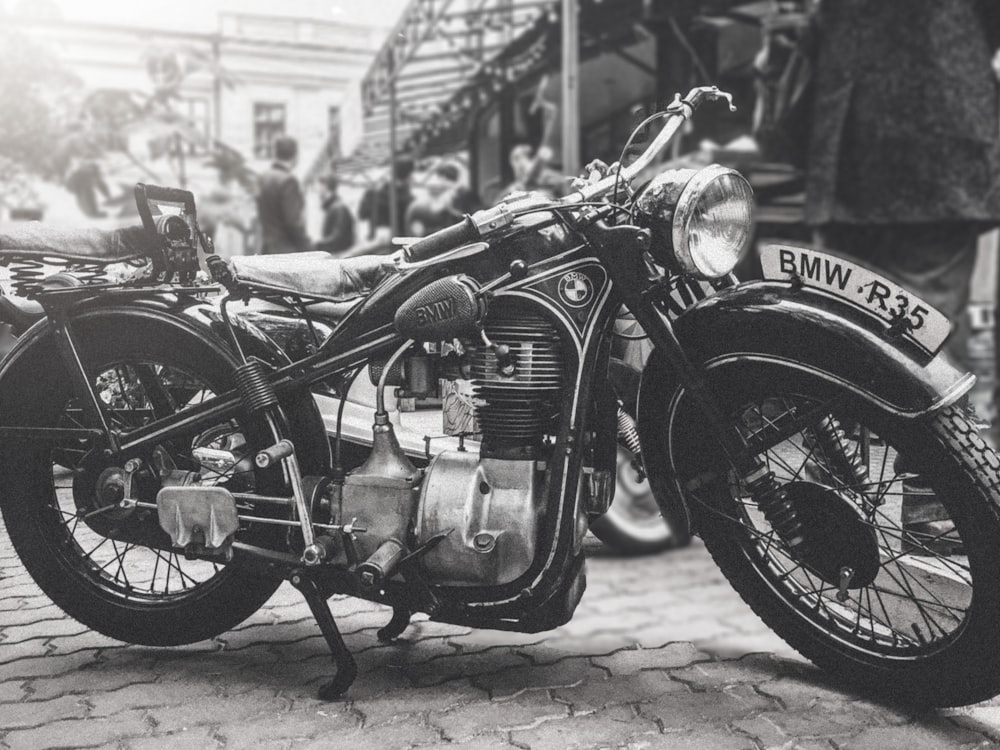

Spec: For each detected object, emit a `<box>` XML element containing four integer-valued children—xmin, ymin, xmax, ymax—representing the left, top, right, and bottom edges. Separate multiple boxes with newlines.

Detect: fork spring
<box><xmin>812</xmin><ymin>415</ymin><xmax>867</xmax><ymax>485</ymax></box>
<box><xmin>749</xmin><ymin>471</ymin><xmax>806</xmax><ymax>548</ymax></box>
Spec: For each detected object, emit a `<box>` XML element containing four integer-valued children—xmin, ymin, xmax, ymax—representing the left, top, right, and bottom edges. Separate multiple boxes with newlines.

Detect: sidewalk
<box><xmin>3</xmin><ymin>516</ymin><xmax>1000</xmax><ymax>749</ymax></box>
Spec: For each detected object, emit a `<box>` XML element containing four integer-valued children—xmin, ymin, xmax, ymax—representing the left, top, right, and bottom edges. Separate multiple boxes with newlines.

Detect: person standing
<box><xmin>806</xmin><ymin>0</ymin><xmax>1000</xmax><ymax>551</ymax></box>
<box><xmin>256</xmin><ymin>135</ymin><xmax>310</xmax><ymax>255</ymax></box>
<box><xmin>359</xmin><ymin>159</ymin><xmax>414</xmax><ymax>241</ymax></box>
<box><xmin>315</xmin><ymin>175</ymin><xmax>355</xmax><ymax>255</ymax></box>
<box><xmin>405</xmin><ymin>161</ymin><xmax>464</xmax><ymax>237</ymax></box>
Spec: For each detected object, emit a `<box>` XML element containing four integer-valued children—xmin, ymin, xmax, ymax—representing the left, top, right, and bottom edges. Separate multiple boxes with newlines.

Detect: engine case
<box><xmin>415</xmin><ymin>451</ymin><xmax>543</xmax><ymax>586</ymax></box>
<box><xmin>339</xmin><ymin>419</ymin><xmax>420</xmax><ymax>562</ymax></box>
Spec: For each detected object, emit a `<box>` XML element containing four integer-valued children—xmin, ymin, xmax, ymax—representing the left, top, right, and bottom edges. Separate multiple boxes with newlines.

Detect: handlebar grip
<box><xmin>404</xmin><ymin>216</ymin><xmax>480</xmax><ymax>263</ymax></box>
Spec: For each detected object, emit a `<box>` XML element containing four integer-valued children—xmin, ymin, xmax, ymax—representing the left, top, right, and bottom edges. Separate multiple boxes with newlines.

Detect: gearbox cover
<box><xmin>415</xmin><ymin>451</ymin><xmax>543</xmax><ymax>586</ymax></box>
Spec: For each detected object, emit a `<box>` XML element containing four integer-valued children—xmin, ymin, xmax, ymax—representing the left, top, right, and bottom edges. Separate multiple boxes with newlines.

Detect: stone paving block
<box><xmin>470</xmin><ymin>656</ymin><xmax>607</xmax><ymax>699</ymax></box>
<box><xmin>508</xmin><ymin>704</ymin><xmax>660</xmax><ymax>750</ymax></box>
<box><xmin>637</xmin><ymin>728</ymin><xmax>758</xmax><ymax>749</ymax></box>
<box><xmin>838</xmin><ymin>723</ymin><xmax>994</xmax><ymax>750</ymax></box>
<box><xmin>698</xmin><ymin>631</ymin><xmax>801</xmax><ymax>662</ymax></box>
<box><xmin>0</xmin><ymin>693</ymin><xmax>89</xmax><ymax>730</ymax></box>
<box><xmin>553</xmin><ymin>669</ymin><xmax>687</xmax><ymax>711</ymax></box>
<box><xmin>402</xmin><ymin>648</ymin><xmax>531</xmax><ymax>688</ymax></box>
<box><xmin>0</xmin><ymin>708</ymin><xmax>150</xmax><ymax>750</ymax></box>
<box><xmin>0</xmin><ymin>650</ymin><xmax>102</xmax><ymax>680</ymax></box>
<box><xmin>124</xmin><ymin>726</ymin><xmax>222</xmax><ymax>750</ymax></box>
<box><xmin>754</xmin><ymin>708</ymin><xmax>866</xmax><ymax>739</ymax></box>
<box><xmin>431</xmin><ymin>691</ymin><xmax>569</xmax><ymax>742</ymax></box>
<box><xmin>639</xmin><ymin>684</ymin><xmax>778</xmax><ymax>732</ymax></box>
<box><xmin>300</xmin><ymin>721</ymin><xmax>443</xmax><ymax>750</ymax></box>
<box><xmin>88</xmin><ymin>679</ymin><xmax>220</xmax><ymax>718</ymax></box>
<box><xmin>533</xmin><ymin>632</ymin><xmax>648</xmax><ymax>659</ymax></box>
<box><xmin>419</xmin><ymin>733</ymin><xmax>515</xmax><ymax>750</ymax></box>
<box><xmin>729</xmin><ymin>714</ymin><xmax>788</xmax><ymax>748</ymax></box>
<box><xmin>591</xmin><ymin>643</ymin><xmax>708</xmax><ymax>676</ymax></box>
<box><xmin>0</xmin><ymin>678</ymin><xmax>28</xmax><ymax>703</ymax></box>
<box><xmin>0</xmin><ymin>618</ymin><xmax>90</xmax><ymax>644</ymax></box>
<box><xmin>146</xmin><ymin>688</ymin><xmax>292</xmax><ymax>733</ymax></box>
<box><xmin>0</xmin><ymin>607</ymin><xmax>75</xmax><ymax>628</ymax></box>
<box><xmin>445</xmin><ymin>629</ymin><xmax>548</xmax><ymax>652</ymax></box>
<box><xmin>947</xmin><ymin>705</ymin><xmax>1000</xmax><ymax>743</ymax></box>
<box><xmin>215</xmin><ymin>711</ymin><xmax>357</xmax><ymax>747</ymax></box>
<box><xmin>349</xmin><ymin>679</ymin><xmax>484</xmax><ymax>726</ymax></box>
<box><xmin>24</xmin><ymin>669</ymin><xmax>158</xmax><ymax>702</ymax></box>
<box><xmin>671</xmin><ymin>654</ymin><xmax>808</xmax><ymax>691</ymax></box>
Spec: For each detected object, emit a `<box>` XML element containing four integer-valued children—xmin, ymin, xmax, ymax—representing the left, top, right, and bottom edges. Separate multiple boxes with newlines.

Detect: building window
<box><xmin>181</xmin><ymin>97</ymin><xmax>210</xmax><ymax>155</ymax></box>
<box><xmin>253</xmin><ymin>103</ymin><xmax>286</xmax><ymax>159</ymax></box>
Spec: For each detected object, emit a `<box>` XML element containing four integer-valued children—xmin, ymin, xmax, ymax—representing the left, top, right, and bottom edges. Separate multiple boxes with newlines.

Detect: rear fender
<box><xmin>636</xmin><ymin>281</ymin><xmax>974</xmax><ymax>537</ymax></box>
<box><xmin>0</xmin><ymin>295</ymin><xmax>329</xmax><ymax>471</ymax></box>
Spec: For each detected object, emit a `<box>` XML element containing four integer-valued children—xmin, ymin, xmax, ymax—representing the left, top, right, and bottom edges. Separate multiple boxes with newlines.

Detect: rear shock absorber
<box><xmin>810</xmin><ymin>415</ymin><xmax>868</xmax><ymax>487</ymax></box>
<box><xmin>745</xmin><ymin>466</ymin><xmax>806</xmax><ymax>549</ymax></box>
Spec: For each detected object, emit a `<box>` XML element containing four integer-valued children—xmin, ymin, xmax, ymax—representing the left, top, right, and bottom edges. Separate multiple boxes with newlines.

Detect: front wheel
<box><xmin>666</xmin><ymin>364</ymin><xmax>1000</xmax><ymax>706</ymax></box>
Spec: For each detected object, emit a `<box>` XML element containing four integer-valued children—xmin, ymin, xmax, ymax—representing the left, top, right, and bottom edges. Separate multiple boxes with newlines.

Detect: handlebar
<box><xmin>404</xmin><ymin>215</ymin><xmax>480</xmax><ymax>263</ymax></box>
<box><xmin>400</xmin><ymin>86</ymin><xmax>735</xmax><ymax>264</ymax></box>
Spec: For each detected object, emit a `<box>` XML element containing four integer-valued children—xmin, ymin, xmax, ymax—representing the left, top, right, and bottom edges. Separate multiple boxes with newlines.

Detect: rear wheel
<box><xmin>0</xmin><ymin>321</ymin><xmax>320</xmax><ymax>646</ymax></box>
<box><xmin>667</xmin><ymin>364</ymin><xmax>1000</xmax><ymax>706</ymax></box>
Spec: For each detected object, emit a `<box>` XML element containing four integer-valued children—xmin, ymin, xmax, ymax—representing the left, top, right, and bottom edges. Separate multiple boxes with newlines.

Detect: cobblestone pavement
<box><xmin>3</xmin><ymin>520</ymin><xmax>1000</xmax><ymax>750</ymax></box>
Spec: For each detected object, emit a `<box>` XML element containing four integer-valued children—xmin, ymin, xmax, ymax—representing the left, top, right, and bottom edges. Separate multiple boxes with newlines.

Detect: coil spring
<box><xmin>617</xmin><ymin>407</ymin><xmax>642</xmax><ymax>458</ymax></box>
<box><xmin>233</xmin><ymin>359</ymin><xmax>278</xmax><ymax>413</ymax></box>
<box><xmin>7</xmin><ymin>257</ymin><xmax>45</xmax><ymax>296</ymax></box>
<box><xmin>748</xmin><ymin>472</ymin><xmax>806</xmax><ymax>548</ymax></box>
<box><xmin>810</xmin><ymin>415</ymin><xmax>867</xmax><ymax>485</ymax></box>
<box><xmin>6</xmin><ymin>256</ymin><xmax>113</xmax><ymax>297</ymax></box>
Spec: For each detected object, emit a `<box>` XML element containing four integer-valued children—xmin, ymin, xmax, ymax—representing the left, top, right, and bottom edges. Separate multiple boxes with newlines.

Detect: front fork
<box><xmin>586</xmin><ymin>223</ymin><xmax>863</xmax><ymax>550</ymax></box>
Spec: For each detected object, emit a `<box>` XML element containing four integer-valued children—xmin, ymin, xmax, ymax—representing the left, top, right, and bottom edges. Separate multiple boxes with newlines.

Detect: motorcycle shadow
<box><xmin>125</xmin><ymin>596</ymin><xmax>995</xmax><ymax>746</ymax></box>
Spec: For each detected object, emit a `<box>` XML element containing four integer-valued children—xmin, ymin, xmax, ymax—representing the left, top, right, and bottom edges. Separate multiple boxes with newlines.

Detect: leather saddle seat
<box><xmin>229</xmin><ymin>252</ymin><xmax>396</xmax><ymax>322</ymax></box>
<box><xmin>0</xmin><ymin>223</ymin><xmax>165</xmax><ymax>260</ymax></box>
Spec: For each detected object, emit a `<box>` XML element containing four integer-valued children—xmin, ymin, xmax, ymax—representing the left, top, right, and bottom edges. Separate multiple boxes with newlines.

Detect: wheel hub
<box><xmin>781</xmin><ymin>481</ymin><xmax>880</xmax><ymax>589</ymax></box>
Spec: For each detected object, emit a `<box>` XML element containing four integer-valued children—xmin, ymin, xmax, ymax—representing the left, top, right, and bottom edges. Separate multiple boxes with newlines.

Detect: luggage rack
<box><xmin>0</xmin><ymin>250</ymin><xmax>149</xmax><ymax>298</ymax></box>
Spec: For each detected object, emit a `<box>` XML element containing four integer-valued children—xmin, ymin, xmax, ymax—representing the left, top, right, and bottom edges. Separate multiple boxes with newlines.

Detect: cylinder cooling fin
<box><xmin>470</xmin><ymin>299</ymin><xmax>564</xmax><ymax>458</ymax></box>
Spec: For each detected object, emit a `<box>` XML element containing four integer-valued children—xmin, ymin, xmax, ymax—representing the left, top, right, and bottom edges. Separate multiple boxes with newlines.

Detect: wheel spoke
<box><xmin>712</xmin><ymin>392</ymin><xmax>976</xmax><ymax>656</ymax></box>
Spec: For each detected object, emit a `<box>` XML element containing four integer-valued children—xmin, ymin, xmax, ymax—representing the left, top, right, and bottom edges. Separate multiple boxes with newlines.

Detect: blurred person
<box><xmin>406</xmin><ymin>161</ymin><xmax>464</xmax><ymax>237</ymax></box>
<box><xmin>201</xmin><ymin>184</ymin><xmax>255</xmax><ymax>260</ymax></box>
<box><xmin>64</xmin><ymin>157</ymin><xmax>110</xmax><ymax>219</ymax></box>
<box><xmin>806</xmin><ymin>0</ymin><xmax>1000</xmax><ymax>551</ymax></box>
<box><xmin>256</xmin><ymin>135</ymin><xmax>310</xmax><ymax>255</ymax></box>
<box><xmin>358</xmin><ymin>158</ymin><xmax>414</xmax><ymax>240</ymax></box>
<box><xmin>500</xmin><ymin>142</ymin><xmax>565</xmax><ymax>202</ymax></box>
<box><xmin>315</xmin><ymin>175</ymin><xmax>355</xmax><ymax>255</ymax></box>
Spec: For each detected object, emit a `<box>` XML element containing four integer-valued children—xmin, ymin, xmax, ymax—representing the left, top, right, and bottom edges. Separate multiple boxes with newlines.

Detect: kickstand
<box><xmin>377</xmin><ymin>606</ymin><xmax>411</xmax><ymax>643</ymax></box>
<box><xmin>290</xmin><ymin>572</ymin><xmax>357</xmax><ymax>701</ymax></box>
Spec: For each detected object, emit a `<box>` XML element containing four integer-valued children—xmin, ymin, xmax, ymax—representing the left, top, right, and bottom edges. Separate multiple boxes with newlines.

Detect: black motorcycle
<box><xmin>1</xmin><ymin>87</ymin><xmax>999</xmax><ymax>707</ymax></box>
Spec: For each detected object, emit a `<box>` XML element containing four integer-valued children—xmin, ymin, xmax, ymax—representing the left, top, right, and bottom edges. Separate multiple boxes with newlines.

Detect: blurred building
<box><xmin>6</xmin><ymin>0</ymin><xmax>394</xmax><ymax>178</ymax></box>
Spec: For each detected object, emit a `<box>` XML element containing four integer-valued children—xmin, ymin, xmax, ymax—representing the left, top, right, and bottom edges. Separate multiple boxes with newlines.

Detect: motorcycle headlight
<box><xmin>635</xmin><ymin>164</ymin><xmax>754</xmax><ymax>279</ymax></box>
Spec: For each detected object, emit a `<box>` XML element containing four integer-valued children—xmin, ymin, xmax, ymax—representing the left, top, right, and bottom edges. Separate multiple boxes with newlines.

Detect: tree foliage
<box><xmin>0</xmin><ymin>21</ymin><xmax>79</xmax><ymax>178</ymax></box>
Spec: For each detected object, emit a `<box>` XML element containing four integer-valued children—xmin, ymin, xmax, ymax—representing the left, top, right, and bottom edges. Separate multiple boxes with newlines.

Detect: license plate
<box><xmin>760</xmin><ymin>245</ymin><xmax>951</xmax><ymax>354</ymax></box>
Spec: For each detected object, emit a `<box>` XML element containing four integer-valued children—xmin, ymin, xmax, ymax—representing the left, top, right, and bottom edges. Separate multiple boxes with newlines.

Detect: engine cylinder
<box><xmin>470</xmin><ymin>301</ymin><xmax>564</xmax><ymax>458</ymax></box>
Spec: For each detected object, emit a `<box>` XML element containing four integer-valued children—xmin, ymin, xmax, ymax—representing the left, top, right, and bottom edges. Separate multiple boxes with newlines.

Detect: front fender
<box><xmin>636</xmin><ymin>280</ymin><xmax>974</xmax><ymax>537</ymax></box>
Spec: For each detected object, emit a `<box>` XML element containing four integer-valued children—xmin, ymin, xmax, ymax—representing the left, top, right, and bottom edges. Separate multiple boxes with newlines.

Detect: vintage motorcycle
<box><xmin>2</xmin><ymin>86</ymin><xmax>1000</xmax><ymax>707</ymax></box>
<box><xmin>0</xmin><ymin>284</ymin><xmax>675</xmax><ymax>556</ymax></box>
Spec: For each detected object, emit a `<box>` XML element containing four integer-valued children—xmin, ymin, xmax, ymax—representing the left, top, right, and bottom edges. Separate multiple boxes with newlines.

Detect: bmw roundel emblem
<box><xmin>558</xmin><ymin>271</ymin><xmax>593</xmax><ymax>307</ymax></box>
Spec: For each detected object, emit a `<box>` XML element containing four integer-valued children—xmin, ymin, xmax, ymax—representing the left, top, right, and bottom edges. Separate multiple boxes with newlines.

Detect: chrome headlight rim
<box><xmin>671</xmin><ymin>164</ymin><xmax>753</xmax><ymax>279</ymax></box>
